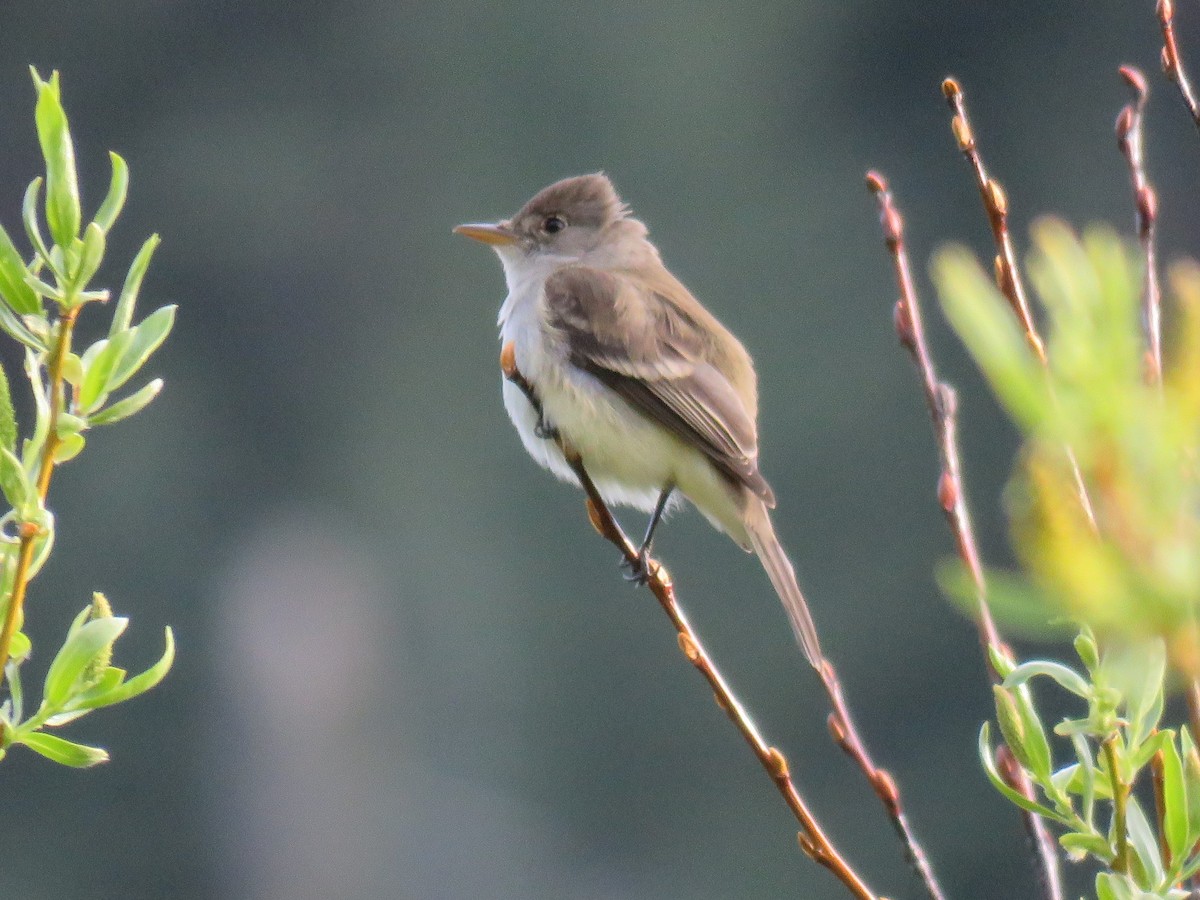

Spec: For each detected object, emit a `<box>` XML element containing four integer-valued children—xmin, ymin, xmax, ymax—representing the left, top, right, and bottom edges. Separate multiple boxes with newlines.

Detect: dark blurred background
<box><xmin>0</xmin><ymin>2</ymin><xmax>1196</xmax><ymax>898</ymax></box>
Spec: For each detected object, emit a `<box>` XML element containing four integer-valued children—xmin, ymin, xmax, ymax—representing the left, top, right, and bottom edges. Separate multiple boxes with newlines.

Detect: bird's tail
<box><xmin>745</xmin><ymin>501</ymin><xmax>823</xmax><ymax>668</ymax></box>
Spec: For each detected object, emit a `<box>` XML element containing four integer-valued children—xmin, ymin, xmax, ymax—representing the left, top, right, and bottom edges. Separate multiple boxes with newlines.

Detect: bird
<box><xmin>454</xmin><ymin>173</ymin><xmax>822</xmax><ymax>666</ymax></box>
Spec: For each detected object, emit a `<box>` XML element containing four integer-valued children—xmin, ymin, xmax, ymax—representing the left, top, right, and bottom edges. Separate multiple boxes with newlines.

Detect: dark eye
<box><xmin>542</xmin><ymin>215</ymin><xmax>566</xmax><ymax>234</ymax></box>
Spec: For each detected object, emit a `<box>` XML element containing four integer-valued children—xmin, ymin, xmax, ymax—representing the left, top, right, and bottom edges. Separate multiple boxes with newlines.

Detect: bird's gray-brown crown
<box><xmin>511</xmin><ymin>173</ymin><xmax>628</xmax><ymax>232</ymax></box>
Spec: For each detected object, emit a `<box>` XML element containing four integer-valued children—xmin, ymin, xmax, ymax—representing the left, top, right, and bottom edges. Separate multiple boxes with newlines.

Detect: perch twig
<box><xmin>501</xmin><ymin>347</ymin><xmax>882</xmax><ymax>900</ymax></box>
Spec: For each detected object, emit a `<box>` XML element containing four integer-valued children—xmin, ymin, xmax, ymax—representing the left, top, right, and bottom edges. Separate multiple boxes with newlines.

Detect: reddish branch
<box><xmin>940</xmin><ymin>77</ymin><xmax>1097</xmax><ymax>535</ymax></box>
<box><xmin>1115</xmin><ymin>65</ymin><xmax>1163</xmax><ymax>384</ymax></box>
<box><xmin>1158</xmin><ymin>0</ymin><xmax>1200</xmax><ymax>131</ymax></box>
<box><xmin>501</xmin><ymin>347</ymin><xmax>880</xmax><ymax>900</ymax></box>
<box><xmin>866</xmin><ymin>171</ymin><xmax>1065</xmax><ymax>900</ymax></box>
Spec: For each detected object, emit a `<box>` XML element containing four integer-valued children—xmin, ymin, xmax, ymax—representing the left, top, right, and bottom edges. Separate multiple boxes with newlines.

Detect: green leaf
<box><xmin>0</xmin><ymin>446</ymin><xmax>30</xmax><ymax>512</ymax></box>
<box><xmin>0</xmin><ymin>298</ymin><xmax>47</xmax><ymax>351</ymax></box>
<box><xmin>54</xmin><ymin>666</ymin><xmax>124</xmax><ymax>714</ymax></box>
<box><xmin>1095</xmin><ymin>872</ymin><xmax>1134</xmax><ymax>900</ymax></box>
<box><xmin>72</xmin><ymin>222</ymin><xmax>105</xmax><ymax>294</ymax></box>
<box><xmin>978</xmin><ymin>722</ymin><xmax>1068</xmax><ymax>823</ymax></box>
<box><xmin>85</xmin><ymin>626</ymin><xmax>174</xmax><ymax>707</ymax></box>
<box><xmin>78</xmin><ymin>329</ymin><xmax>134</xmax><ymax>413</ymax></box>
<box><xmin>1072</xmin><ymin>732</ymin><xmax>1098</xmax><ymax>824</ymax></box>
<box><xmin>42</xmin><ymin>615</ymin><xmax>127</xmax><ymax>709</ymax></box>
<box><xmin>937</xmin><ymin>562</ymin><xmax>1071</xmax><ymax>637</ymax></box>
<box><xmin>932</xmin><ymin>245</ymin><xmax>1049</xmax><ymax>430</ymax></box>
<box><xmin>51</xmin><ymin>432</ymin><xmax>84</xmax><ymax>464</ymax></box>
<box><xmin>1059</xmin><ymin>831</ymin><xmax>1111</xmax><ymax>862</ymax></box>
<box><xmin>88</xmin><ymin>378</ymin><xmax>163</xmax><ymax>426</ymax></box>
<box><xmin>21</xmin><ymin>178</ymin><xmax>53</xmax><ymax>271</ymax></box>
<box><xmin>1125</xmin><ymin>798</ymin><xmax>1164</xmax><ymax>887</ymax></box>
<box><xmin>1160</xmin><ymin>733</ymin><xmax>1189</xmax><ymax>870</ymax></box>
<box><xmin>108</xmin><ymin>305</ymin><xmax>174</xmax><ymax>392</ymax></box>
<box><xmin>93</xmin><ymin>152</ymin><xmax>127</xmax><ymax>234</ymax></box>
<box><xmin>1074</xmin><ymin>628</ymin><xmax>1100</xmax><ymax>675</ymax></box>
<box><xmin>110</xmin><ymin>234</ymin><xmax>160</xmax><ymax>336</ymax></box>
<box><xmin>0</xmin><ymin>222</ymin><xmax>39</xmax><ymax>315</ymax></box>
<box><xmin>31</xmin><ymin>69</ymin><xmax>81</xmax><ymax>249</ymax></box>
<box><xmin>994</xmin><ymin>683</ymin><xmax>1053</xmax><ymax>780</ymax></box>
<box><xmin>8</xmin><ymin>631</ymin><xmax>31</xmax><ymax>664</ymax></box>
<box><xmin>0</xmin><ymin>361</ymin><xmax>17</xmax><ymax>453</ymax></box>
<box><xmin>1109</xmin><ymin>640</ymin><xmax>1167</xmax><ymax>751</ymax></box>
<box><xmin>1004</xmin><ymin>659</ymin><xmax>1091</xmax><ymax>698</ymax></box>
<box><xmin>1181</xmin><ymin>728</ymin><xmax>1200</xmax><ymax>855</ymax></box>
<box><xmin>17</xmin><ymin>731</ymin><xmax>107</xmax><ymax>767</ymax></box>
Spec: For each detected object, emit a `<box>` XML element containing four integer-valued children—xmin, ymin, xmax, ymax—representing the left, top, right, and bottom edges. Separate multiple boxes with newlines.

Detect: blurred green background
<box><xmin>0</xmin><ymin>2</ymin><xmax>1197</xmax><ymax>898</ymax></box>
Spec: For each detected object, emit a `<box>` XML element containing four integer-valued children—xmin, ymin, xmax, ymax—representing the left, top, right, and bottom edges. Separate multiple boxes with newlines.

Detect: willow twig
<box><xmin>1158</xmin><ymin>0</ymin><xmax>1200</xmax><ymax>131</ymax></box>
<box><xmin>500</xmin><ymin>346</ymin><xmax>881</xmax><ymax>900</ymax></box>
<box><xmin>1116</xmin><ymin>65</ymin><xmax>1164</xmax><ymax>385</ymax></box>
<box><xmin>867</xmin><ymin>171</ymin><xmax>1065</xmax><ymax>900</ymax></box>
<box><xmin>0</xmin><ymin>305</ymin><xmax>78</xmax><ymax>689</ymax></box>
<box><xmin>941</xmin><ymin>77</ymin><xmax>1097</xmax><ymax>535</ymax></box>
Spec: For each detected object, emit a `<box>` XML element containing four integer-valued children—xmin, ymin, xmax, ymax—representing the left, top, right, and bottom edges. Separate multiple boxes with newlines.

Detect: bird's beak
<box><xmin>453</xmin><ymin>221</ymin><xmax>518</xmax><ymax>246</ymax></box>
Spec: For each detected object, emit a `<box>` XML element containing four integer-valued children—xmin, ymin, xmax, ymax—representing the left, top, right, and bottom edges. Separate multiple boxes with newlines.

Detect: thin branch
<box><xmin>867</xmin><ymin>171</ymin><xmax>1065</xmax><ymax>900</ymax></box>
<box><xmin>499</xmin><ymin>347</ymin><xmax>881</xmax><ymax>900</ymax></box>
<box><xmin>1152</xmin><ymin>749</ymin><xmax>1173</xmax><ymax>874</ymax></box>
<box><xmin>1158</xmin><ymin>0</ymin><xmax>1200</xmax><ymax>131</ymax></box>
<box><xmin>817</xmin><ymin>659</ymin><xmax>947</xmax><ymax>900</ymax></box>
<box><xmin>0</xmin><ymin>305</ymin><xmax>78</xmax><ymax>688</ymax></box>
<box><xmin>940</xmin><ymin>77</ymin><xmax>1098</xmax><ymax>535</ymax></box>
<box><xmin>1116</xmin><ymin>65</ymin><xmax>1164</xmax><ymax>385</ymax></box>
<box><xmin>1103</xmin><ymin>735</ymin><xmax>1131</xmax><ymax>874</ymax></box>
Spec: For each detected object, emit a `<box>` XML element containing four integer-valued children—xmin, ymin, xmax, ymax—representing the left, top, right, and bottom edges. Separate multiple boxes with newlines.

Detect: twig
<box><xmin>1152</xmin><ymin>749</ymin><xmax>1174</xmax><ymax>874</ymax></box>
<box><xmin>1103</xmin><ymin>735</ymin><xmax>1131</xmax><ymax>874</ymax></box>
<box><xmin>1116</xmin><ymin>65</ymin><xmax>1164</xmax><ymax>385</ymax></box>
<box><xmin>0</xmin><ymin>305</ymin><xmax>78</xmax><ymax>688</ymax></box>
<box><xmin>817</xmin><ymin>659</ymin><xmax>947</xmax><ymax>900</ymax></box>
<box><xmin>499</xmin><ymin>347</ymin><xmax>882</xmax><ymax>900</ymax></box>
<box><xmin>1158</xmin><ymin>0</ymin><xmax>1200</xmax><ymax>131</ymax></box>
<box><xmin>867</xmin><ymin>171</ymin><xmax>1065</xmax><ymax>900</ymax></box>
<box><xmin>940</xmin><ymin>77</ymin><xmax>1098</xmax><ymax>535</ymax></box>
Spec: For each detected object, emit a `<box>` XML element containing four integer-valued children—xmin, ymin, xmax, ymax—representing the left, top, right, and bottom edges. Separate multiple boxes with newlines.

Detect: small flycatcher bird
<box><xmin>454</xmin><ymin>174</ymin><xmax>822</xmax><ymax>666</ymax></box>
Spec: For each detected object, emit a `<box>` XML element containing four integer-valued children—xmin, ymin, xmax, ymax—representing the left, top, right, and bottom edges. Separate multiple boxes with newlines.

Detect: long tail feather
<box><xmin>745</xmin><ymin>502</ymin><xmax>823</xmax><ymax>668</ymax></box>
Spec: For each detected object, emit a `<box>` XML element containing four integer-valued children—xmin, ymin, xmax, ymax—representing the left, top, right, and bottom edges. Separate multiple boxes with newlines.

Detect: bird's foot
<box><xmin>534</xmin><ymin>417</ymin><xmax>560</xmax><ymax>441</ymax></box>
<box><xmin>620</xmin><ymin>546</ymin><xmax>654</xmax><ymax>586</ymax></box>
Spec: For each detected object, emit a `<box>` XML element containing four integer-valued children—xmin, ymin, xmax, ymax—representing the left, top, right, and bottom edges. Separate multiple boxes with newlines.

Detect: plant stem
<box><xmin>1104</xmin><ymin>735</ymin><xmax>1130</xmax><ymax>874</ymax></box>
<box><xmin>0</xmin><ymin>305</ymin><xmax>78</xmax><ymax>690</ymax></box>
<box><xmin>940</xmin><ymin>77</ymin><xmax>1097</xmax><ymax>536</ymax></box>
<box><xmin>868</xmin><ymin>170</ymin><xmax>1064</xmax><ymax>900</ymax></box>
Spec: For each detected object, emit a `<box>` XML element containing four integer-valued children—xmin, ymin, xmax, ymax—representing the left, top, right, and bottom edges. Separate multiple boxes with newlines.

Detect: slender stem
<box><xmin>501</xmin><ymin>352</ymin><xmax>881</xmax><ymax>900</ymax></box>
<box><xmin>1104</xmin><ymin>736</ymin><xmax>1130</xmax><ymax>874</ymax></box>
<box><xmin>1158</xmin><ymin>0</ymin><xmax>1200</xmax><ymax>131</ymax></box>
<box><xmin>818</xmin><ymin>657</ymin><xmax>947</xmax><ymax>900</ymax></box>
<box><xmin>1115</xmin><ymin>65</ymin><xmax>1164</xmax><ymax>386</ymax></box>
<box><xmin>0</xmin><ymin>305</ymin><xmax>78</xmax><ymax>690</ymax></box>
<box><xmin>940</xmin><ymin>78</ymin><xmax>1098</xmax><ymax>535</ymax></box>
<box><xmin>1152</xmin><ymin>749</ymin><xmax>1173</xmax><ymax>873</ymax></box>
<box><xmin>867</xmin><ymin>171</ymin><xmax>1064</xmax><ymax>900</ymax></box>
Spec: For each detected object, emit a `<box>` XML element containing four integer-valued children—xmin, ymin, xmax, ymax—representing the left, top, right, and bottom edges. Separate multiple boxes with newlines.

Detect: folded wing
<box><xmin>544</xmin><ymin>266</ymin><xmax>775</xmax><ymax>506</ymax></box>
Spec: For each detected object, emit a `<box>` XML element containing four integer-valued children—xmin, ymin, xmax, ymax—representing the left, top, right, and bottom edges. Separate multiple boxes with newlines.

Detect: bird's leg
<box><xmin>622</xmin><ymin>486</ymin><xmax>673</xmax><ymax>585</ymax></box>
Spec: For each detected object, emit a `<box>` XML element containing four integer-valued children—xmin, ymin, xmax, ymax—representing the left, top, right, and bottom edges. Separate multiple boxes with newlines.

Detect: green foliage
<box><xmin>934</xmin><ymin>221</ymin><xmax>1200</xmax><ymax>897</ymax></box>
<box><xmin>0</xmin><ymin>69</ymin><xmax>174</xmax><ymax>768</ymax></box>
<box><xmin>933</xmin><ymin>221</ymin><xmax>1200</xmax><ymax>659</ymax></box>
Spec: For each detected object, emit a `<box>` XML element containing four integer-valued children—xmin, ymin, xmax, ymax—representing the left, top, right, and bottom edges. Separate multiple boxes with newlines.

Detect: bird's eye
<box><xmin>542</xmin><ymin>215</ymin><xmax>566</xmax><ymax>234</ymax></box>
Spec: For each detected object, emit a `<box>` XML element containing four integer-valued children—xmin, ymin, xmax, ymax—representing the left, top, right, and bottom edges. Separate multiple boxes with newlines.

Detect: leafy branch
<box><xmin>0</xmin><ymin>69</ymin><xmax>174</xmax><ymax>767</ymax></box>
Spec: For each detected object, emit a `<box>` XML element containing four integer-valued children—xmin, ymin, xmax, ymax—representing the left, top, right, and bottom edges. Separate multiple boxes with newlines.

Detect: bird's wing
<box><xmin>543</xmin><ymin>265</ymin><xmax>774</xmax><ymax>505</ymax></box>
